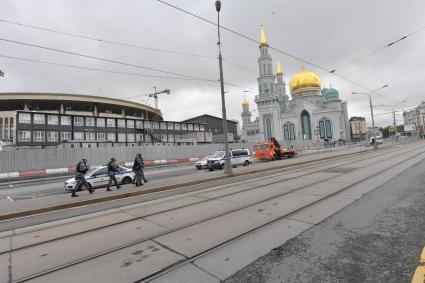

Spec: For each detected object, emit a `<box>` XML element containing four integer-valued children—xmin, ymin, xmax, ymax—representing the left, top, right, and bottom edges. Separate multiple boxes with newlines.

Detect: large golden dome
<box><xmin>289</xmin><ymin>66</ymin><xmax>321</xmax><ymax>93</ymax></box>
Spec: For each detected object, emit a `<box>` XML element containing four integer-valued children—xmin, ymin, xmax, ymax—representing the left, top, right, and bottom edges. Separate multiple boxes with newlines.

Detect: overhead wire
<box><xmin>155</xmin><ymin>0</ymin><xmax>412</xmax><ymax>105</ymax></box>
<box><xmin>0</xmin><ymin>37</ymin><xmax>215</xmax><ymax>81</ymax></box>
<box><xmin>0</xmin><ymin>18</ymin><xmax>258</xmax><ymax>77</ymax></box>
<box><xmin>0</xmin><ymin>19</ymin><xmax>216</xmax><ymax>60</ymax></box>
<box><xmin>0</xmin><ymin>51</ymin><xmax>255</xmax><ymax>90</ymax></box>
<box><xmin>0</xmin><ymin>54</ymin><xmax>199</xmax><ymax>81</ymax></box>
<box><xmin>333</xmin><ymin>24</ymin><xmax>425</xmax><ymax>72</ymax></box>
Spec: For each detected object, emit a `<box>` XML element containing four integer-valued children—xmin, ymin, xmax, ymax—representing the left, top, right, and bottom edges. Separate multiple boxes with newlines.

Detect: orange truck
<box><xmin>254</xmin><ymin>137</ymin><xmax>295</xmax><ymax>161</ymax></box>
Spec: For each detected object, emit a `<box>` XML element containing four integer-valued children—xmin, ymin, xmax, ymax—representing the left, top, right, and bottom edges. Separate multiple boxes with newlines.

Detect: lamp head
<box><xmin>215</xmin><ymin>0</ymin><xmax>221</xmax><ymax>12</ymax></box>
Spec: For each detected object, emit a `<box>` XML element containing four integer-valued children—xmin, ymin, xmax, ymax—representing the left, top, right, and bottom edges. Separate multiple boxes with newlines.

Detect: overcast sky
<box><xmin>1</xmin><ymin>0</ymin><xmax>424</xmax><ymax>127</ymax></box>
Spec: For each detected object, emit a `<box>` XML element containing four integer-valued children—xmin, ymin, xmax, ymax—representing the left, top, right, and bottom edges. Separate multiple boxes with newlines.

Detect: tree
<box><xmin>379</xmin><ymin>125</ymin><xmax>404</xmax><ymax>138</ymax></box>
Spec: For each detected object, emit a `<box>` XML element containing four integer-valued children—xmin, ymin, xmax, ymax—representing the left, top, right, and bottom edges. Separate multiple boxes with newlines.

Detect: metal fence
<box><xmin>0</xmin><ymin>142</ymin><xmax>257</xmax><ymax>173</ymax></box>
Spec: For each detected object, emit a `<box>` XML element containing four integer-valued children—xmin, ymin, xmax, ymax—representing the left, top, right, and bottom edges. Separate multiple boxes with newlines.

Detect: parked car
<box><xmin>207</xmin><ymin>149</ymin><xmax>251</xmax><ymax>171</ymax></box>
<box><xmin>195</xmin><ymin>154</ymin><xmax>212</xmax><ymax>169</ymax></box>
<box><xmin>64</xmin><ymin>165</ymin><xmax>134</xmax><ymax>191</ymax></box>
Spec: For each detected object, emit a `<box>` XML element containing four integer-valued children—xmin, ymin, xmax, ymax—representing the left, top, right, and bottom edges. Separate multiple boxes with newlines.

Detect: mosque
<box><xmin>242</xmin><ymin>25</ymin><xmax>350</xmax><ymax>146</ymax></box>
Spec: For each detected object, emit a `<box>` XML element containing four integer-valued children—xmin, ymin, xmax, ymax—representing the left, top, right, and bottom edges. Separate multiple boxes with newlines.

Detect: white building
<box><xmin>242</xmin><ymin>25</ymin><xmax>350</xmax><ymax>147</ymax></box>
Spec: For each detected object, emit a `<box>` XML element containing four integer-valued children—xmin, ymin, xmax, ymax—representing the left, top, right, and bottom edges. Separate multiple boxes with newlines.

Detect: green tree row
<box><xmin>379</xmin><ymin>125</ymin><xmax>404</xmax><ymax>138</ymax></box>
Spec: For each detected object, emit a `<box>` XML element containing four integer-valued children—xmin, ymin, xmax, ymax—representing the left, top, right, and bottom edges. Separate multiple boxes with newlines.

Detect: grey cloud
<box><xmin>0</xmin><ymin>0</ymin><xmax>424</xmax><ymax>128</ymax></box>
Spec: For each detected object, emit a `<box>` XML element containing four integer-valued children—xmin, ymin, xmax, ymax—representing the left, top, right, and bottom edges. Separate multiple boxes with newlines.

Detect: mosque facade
<box><xmin>242</xmin><ymin>25</ymin><xmax>350</xmax><ymax>146</ymax></box>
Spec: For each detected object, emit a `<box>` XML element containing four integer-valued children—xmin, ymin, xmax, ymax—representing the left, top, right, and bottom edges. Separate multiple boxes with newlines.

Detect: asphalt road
<box><xmin>0</xmin><ymin>164</ymin><xmax>198</xmax><ymax>199</ymax></box>
<box><xmin>225</xmin><ymin>153</ymin><xmax>425</xmax><ymax>282</ymax></box>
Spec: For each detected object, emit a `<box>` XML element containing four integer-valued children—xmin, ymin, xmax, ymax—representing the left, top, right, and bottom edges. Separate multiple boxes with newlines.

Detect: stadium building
<box><xmin>0</xmin><ymin>93</ymin><xmax>212</xmax><ymax>148</ymax></box>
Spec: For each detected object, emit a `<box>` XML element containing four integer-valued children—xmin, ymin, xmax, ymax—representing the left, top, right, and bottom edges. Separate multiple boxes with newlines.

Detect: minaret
<box><xmin>257</xmin><ymin>24</ymin><xmax>275</xmax><ymax>96</ymax></box>
<box><xmin>241</xmin><ymin>97</ymin><xmax>251</xmax><ymax>126</ymax></box>
<box><xmin>275</xmin><ymin>59</ymin><xmax>288</xmax><ymax>101</ymax></box>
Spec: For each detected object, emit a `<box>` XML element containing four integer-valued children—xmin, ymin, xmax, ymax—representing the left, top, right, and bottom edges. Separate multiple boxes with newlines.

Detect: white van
<box><xmin>207</xmin><ymin>149</ymin><xmax>251</xmax><ymax>171</ymax></box>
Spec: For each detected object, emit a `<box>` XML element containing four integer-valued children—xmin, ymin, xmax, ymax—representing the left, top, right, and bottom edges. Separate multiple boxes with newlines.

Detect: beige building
<box><xmin>403</xmin><ymin>101</ymin><xmax>425</xmax><ymax>135</ymax></box>
<box><xmin>349</xmin><ymin>116</ymin><xmax>367</xmax><ymax>140</ymax></box>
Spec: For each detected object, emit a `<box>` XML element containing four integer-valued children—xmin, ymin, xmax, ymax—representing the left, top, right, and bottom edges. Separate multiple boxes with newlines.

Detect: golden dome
<box><xmin>242</xmin><ymin>97</ymin><xmax>249</xmax><ymax>106</ymax></box>
<box><xmin>289</xmin><ymin>66</ymin><xmax>321</xmax><ymax>93</ymax></box>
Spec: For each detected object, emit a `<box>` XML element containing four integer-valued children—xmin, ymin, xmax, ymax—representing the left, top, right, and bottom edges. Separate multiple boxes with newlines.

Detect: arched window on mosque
<box><xmin>319</xmin><ymin>118</ymin><xmax>333</xmax><ymax>139</ymax></box>
<box><xmin>284</xmin><ymin>123</ymin><xmax>296</xmax><ymax>140</ymax></box>
<box><xmin>301</xmin><ymin>110</ymin><xmax>312</xmax><ymax>140</ymax></box>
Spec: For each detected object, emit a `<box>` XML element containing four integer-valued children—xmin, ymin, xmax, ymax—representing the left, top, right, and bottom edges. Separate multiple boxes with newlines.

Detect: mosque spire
<box><xmin>260</xmin><ymin>24</ymin><xmax>268</xmax><ymax>46</ymax></box>
<box><xmin>276</xmin><ymin>59</ymin><xmax>283</xmax><ymax>75</ymax></box>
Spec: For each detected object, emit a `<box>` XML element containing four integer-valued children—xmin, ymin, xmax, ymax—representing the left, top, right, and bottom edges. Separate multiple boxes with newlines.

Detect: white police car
<box><xmin>64</xmin><ymin>166</ymin><xmax>135</xmax><ymax>191</ymax></box>
<box><xmin>195</xmin><ymin>154</ymin><xmax>212</xmax><ymax>170</ymax></box>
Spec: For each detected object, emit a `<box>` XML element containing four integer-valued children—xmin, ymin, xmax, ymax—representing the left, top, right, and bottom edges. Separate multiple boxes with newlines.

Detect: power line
<box><xmin>222</xmin><ymin>58</ymin><xmax>257</xmax><ymax>75</ymax></box>
<box><xmin>0</xmin><ymin>18</ymin><xmax>259</xmax><ymax>76</ymax></box>
<box><xmin>155</xmin><ymin>0</ymin><xmax>408</xmax><ymax>105</ymax></box>
<box><xmin>0</xmin><ymin>54</ymin><xmax>199</xmax><ymax>81</ymax></box>
<box><xmin>0</xmin><ymin>52</ymin><xmax>255</xmax><ymax>90</ymax></box>
<box><xmin>0</xmin><ymin>37</ymin><xmax>217</xmax><ymax>81</ymax></box>
<box><xmin>332</xmin><ymin>24</ymin><xmax>425</xmax><ymax>72</ymax></box>
<box><xmin>0</xmin><ymin>18</ymin><xmax>216</xmax><ymax>60</ymax></box>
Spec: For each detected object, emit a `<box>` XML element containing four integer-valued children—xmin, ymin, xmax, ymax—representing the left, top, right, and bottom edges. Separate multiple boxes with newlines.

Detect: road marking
<box><xmin>6</xmin><ymin>196</ymin><xmax>36</xmax><ymax>202</ymax></box>
<box><xmin>412</xmin><ymin>266</ymin><xmax>425</xmax><ymax>283</ymax></box>
<box><xmin>412</xmin><ymin>247</ymin><xmax>425</xmax><ymax>283</ymax></box>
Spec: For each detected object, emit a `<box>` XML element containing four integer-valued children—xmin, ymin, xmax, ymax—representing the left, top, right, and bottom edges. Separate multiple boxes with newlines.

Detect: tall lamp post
<box><xmin>215</xmin><ymin>0</ymin><xmax>232</xmax><ymax>174</ymax></box>
<box><xmin>352</xmin><ymin>84</ymin><xmax>388</xmax><ymax>148</ymax></box>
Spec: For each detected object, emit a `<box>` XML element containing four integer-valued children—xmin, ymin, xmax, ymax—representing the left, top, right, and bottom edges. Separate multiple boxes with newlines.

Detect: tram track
<box><xmin>0</xmin><ymin>144</ymin><xmax>404</xmax><ymax>253</ymax></box>
<box><xmin>0</xmin><ymin>144</ymin><xmax>390</xmax><ymax>223</ymax></box>
<box><xmin>139</xmin><ymin>145</ymin><xmax>425</xmax><ymax>282</ymax></box>
<box><xmin>8</xmin><ymin>143</ymin><xmax>425</xmax><ymax>283</ymax></box>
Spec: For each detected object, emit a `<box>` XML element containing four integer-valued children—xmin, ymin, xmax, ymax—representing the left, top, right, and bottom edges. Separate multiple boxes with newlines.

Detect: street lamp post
<box><xmin>352</xmin><ymin>84</ymin><xmax>388</xmax><ymax>149</ymax></box>
<box><xmin>215</xmin><ymin>0</ymin><xmax>232</xmax><ymax>174</ymax></box>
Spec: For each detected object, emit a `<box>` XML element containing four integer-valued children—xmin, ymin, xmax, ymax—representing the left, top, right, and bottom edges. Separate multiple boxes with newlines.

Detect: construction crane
<box><xmin>147</xmin><ymin>87</ymin><xmax>170</xmax><ymax>109</ymax></box>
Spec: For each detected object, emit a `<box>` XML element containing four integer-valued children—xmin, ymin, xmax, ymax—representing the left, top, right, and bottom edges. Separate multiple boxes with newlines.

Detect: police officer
<box><xmin>106</xmin><ymin>157</ymin><xmax>121</xmax><ymax>191</ymax></box>
<box><xmin>72</xmin><ymin>158</ymin><xmax>93</xmax><ymax>197</ymax></box>
<box><xmin>132</xmin><ymin>153</ymin><xmax>143</xmax><ymax>187</ymax></box>
<box><xmin>139</xmin><ymin>156</ymin><xmax>148</xmax><ymax>184</ymax></box>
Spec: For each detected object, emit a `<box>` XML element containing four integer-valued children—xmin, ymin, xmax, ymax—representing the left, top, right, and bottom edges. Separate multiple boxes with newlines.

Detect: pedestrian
<box><xmin>139</xmin><ymin>156</ymin><xmax>149</xmax><ymax>184</ymax></box>
<box><xmin>72</xmin><ymin>158</ymin><xmax>93</xmax><ymax>197</ymax></box>
<box><xmin>106</xmin><ymin>157</ymin><xmax>121</xmax><ymax>191</ymax></box>
<box><xmin>132</xmin><ymin>153</ymin><xmax>144</xmax><ymax>187</ymax></box>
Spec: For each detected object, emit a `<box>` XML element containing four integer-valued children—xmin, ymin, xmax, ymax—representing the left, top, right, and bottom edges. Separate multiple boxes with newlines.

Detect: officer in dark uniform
<box><xmin>140</xmin><ymin>156</ymin><xmax>149</xmax><ymax>184</ymax></box>
<box><xmin>132</xmin><ymin>153</ymin><xmax>143</xmax><ymax>187</ymax></box>
<box><xmin>106</xmin><ymin>157</ymin><xmax>121</xmax><ymax>191</ymax></box>
<box><xmin>72</xmin><ymin>158</ymin><xmax>94</xmax><ymax>197</ymax></box>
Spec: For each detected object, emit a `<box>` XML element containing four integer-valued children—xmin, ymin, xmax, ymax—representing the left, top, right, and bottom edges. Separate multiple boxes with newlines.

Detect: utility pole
<box><xmin>215</xmin><ymin>0</ymin><xmax>232</xmax><ymax>174</ymax></box>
